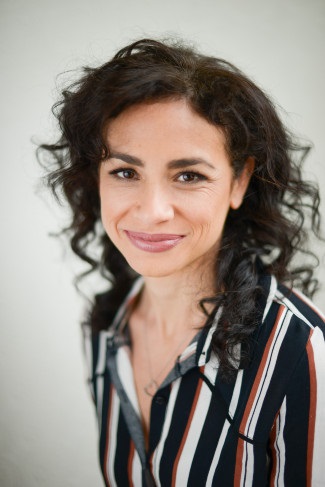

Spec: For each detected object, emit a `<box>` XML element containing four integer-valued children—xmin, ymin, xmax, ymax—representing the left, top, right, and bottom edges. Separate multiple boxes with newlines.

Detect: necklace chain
<box><xmin>143</xmin><ymin>323</ymin><xmax>193</xmax><ymax>397</ymax></box>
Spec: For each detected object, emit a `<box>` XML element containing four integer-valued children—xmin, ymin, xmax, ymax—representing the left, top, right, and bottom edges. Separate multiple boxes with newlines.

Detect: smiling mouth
<box><xmin>125</xmin><ymin>231</ymin><xmax>185</xmax><ymax>253</ymax></box>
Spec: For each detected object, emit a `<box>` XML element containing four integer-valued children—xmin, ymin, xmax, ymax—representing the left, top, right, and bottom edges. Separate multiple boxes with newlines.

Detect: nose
<box><xmin>133</xmin><ymin>182</ymin><xmax>174</xmax><ymax>225</ymax></box>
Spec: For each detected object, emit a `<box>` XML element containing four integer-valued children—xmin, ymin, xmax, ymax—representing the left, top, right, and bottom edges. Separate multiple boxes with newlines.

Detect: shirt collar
<box><xmin>107</xmin><ymin>276</ymin><xmax>222</xmax><ymax>372</ymax></box>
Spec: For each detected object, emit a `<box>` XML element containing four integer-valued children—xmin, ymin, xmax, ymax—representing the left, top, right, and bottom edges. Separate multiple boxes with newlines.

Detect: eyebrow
<box><xmin>108</xmin><ymin>151</ymin><xmax>215</xmax><ymax>170</ymax></box>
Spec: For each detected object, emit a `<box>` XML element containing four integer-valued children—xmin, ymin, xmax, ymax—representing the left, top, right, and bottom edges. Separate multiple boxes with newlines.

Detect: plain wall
<box><xmin>1</xmin><ymin>0</ymin><xmax>324</xmax><ymax>485</ymax></box>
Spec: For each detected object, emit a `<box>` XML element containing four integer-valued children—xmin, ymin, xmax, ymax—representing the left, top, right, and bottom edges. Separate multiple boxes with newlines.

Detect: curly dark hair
<box><xmin>39</xmin><ymin>38</ymin><xmax>322</xmax><ymax>380</ymax></box>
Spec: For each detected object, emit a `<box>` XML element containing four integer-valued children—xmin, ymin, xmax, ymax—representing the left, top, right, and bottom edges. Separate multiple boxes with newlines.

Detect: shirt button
<box><xmin>155</xmin><ymin>395</ymin><xmax>166</xmax><ymax>405</ymax></box>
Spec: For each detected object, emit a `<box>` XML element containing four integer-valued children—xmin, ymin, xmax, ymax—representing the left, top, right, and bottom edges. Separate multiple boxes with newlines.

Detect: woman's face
<box><xmin>99</xmin><ymin>99</ymin><xmax>251</xmax><ymax>280</ymax></box>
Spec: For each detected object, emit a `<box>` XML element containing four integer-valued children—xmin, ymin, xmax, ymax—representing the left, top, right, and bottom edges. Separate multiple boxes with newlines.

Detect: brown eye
<box><xmin>109</xmin><ymin>168</ymin><xmax>138</xmax><ymax>179</ymax></box>
<box><xmin>177</xmin><ymin>172</ymin><xmax>206</xmax><ymax>183</ymax></box>
<box><xmin>120</xmin><ymin>170</ymin><xmax>135</xmax><ymax>179</ymax></box>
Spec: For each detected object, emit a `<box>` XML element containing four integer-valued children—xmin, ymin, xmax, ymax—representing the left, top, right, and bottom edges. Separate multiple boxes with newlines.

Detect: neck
<box><xmin>135</xmin><ymin>266</ymin><xmax>216</xmax><ymax>338</ymax></box>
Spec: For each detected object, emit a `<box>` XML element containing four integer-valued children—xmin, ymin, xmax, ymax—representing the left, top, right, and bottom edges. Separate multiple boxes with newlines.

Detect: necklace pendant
<box><xmin>144</xmin><ymin>379</ymin><xmax>159</xmax><ymax>397</ymax></box>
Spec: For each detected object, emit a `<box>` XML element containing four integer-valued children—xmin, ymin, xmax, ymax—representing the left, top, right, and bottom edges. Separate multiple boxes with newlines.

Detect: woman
<box><xmin>40</xmin><ymin>39</ymin><xmax>325</xmax><ymax>486</ymax></box>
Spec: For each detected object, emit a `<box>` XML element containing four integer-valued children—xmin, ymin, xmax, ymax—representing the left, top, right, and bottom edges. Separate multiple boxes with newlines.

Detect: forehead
<box><xmin>105</xmin><ymin>99</ymin><xmax>228</xmax><ymax>160</ymax></box>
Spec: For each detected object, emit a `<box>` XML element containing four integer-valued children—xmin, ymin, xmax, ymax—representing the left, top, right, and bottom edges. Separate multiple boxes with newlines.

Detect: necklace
<box><xmin>143</xmin><ymin>323</ymin><xmax>194</xmax><ymax>397</ymax></box>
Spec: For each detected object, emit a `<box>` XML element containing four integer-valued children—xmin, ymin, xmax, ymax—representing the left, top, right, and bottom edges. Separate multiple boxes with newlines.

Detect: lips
<box><xmin>125</xmin><ymin>231</ymin><xmax>185</xmax><ymax>253</ymax></box>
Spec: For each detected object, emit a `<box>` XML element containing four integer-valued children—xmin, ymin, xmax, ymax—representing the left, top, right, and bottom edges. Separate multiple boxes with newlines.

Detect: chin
<box><xmin>125</xmin><ymin>258</ymin><xmax>180</xmax><ymax>279</ymax></box>
<box><xmin>129</xmin><ymin>265</ymin><xmax>177</xmax><ymax>279</ymax></box>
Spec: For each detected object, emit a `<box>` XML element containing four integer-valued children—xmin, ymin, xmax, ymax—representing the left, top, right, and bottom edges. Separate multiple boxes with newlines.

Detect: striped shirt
<box><xmin>83</xmin><ymin>274</ymin><xmax>325</xmax><ymax>486</ymax></box>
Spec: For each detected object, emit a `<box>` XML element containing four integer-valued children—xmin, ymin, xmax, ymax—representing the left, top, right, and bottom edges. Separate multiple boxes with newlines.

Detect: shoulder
<box><xmin>253</xmin><ymin>274</ymin><xmax>325</xmax><ymax>379</ymax></box>
<box><xmin>235</xmin><ymin>276</ymin><xmax>325</xmax><ymax>424</ymax></box>
<box><xmin>276</xmin><ymin>280</ymin><xmax>324</xmax><ymax>328</ymax></box>
<box><xmin>259</xmin><ymin>274</ymin><xmax>324</xmax><ymax>336</ymax></box>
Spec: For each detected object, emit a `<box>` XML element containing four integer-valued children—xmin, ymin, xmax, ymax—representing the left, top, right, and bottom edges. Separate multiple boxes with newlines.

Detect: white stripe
<box><xmin>275</xmin><ymin>290</ymin><xmax>315</xmax><ymax>329</ymax></box>
<box><xmin>198</xmin><ymin>309</ymin><xmax>221</xmax><ymax>367</ymax></box>
<box><xmin>117</xmin><ymin>347</ymin><xmax>140</xmax><ymax>415</ymax></box>
<box><xmin>179</xmin><ymin>341</ymin><xmax>197</xmax><ymax>362</ymax></box>
<box><xmin>245</xmin><ymin>309</ymin><xmax>291</xmax><ymax>438</ymax></box>
<box><xmin>95</xmin><ymin>330</ymin><xmax>112</xmax><ymax>375</ymax></box>
<box><xmin>111</xmin><ymin>277</ymin><xmax>144</xmax><ymax>330</ymax></box>
<box><xmin>229</xmin><ymin>343</ymin><xmax>241</xmax><ymax>369</ymax></box>
<box><xmin>96</xmin><ymin>375</ymin><xmax>104</xmax><ymax>432</ymax></box>
<box><xmin>82</xmin><ymin>324</ymin><xmax>92</xmax><ymax>379</ymax></box>
<box><xmin>229</xmin><ymin>370</ymin><xmax>244</xmax><ymax>418</ymax></box>
<box><xmin>288</xmin><ymin>288</ymin><xmax>325</xmax><ymax>322</ymax></box>
<box><xmin>204</xmin><ymin>351</ymin><xmax>219</xmax><ymax>383</ymax></box>
<box><xmin>240</xmin><ymin>442</ymin><xmax>254</xmax><ymax>487</ymax></box>
<box><xmin>131</xmin><ymin>449</ymin><xmax>142</xmax><ymax>487</ymax></box>
<box><xmin>271</xmin><ymin>414</ymin><xmax>281</xmax><ymax>486</ymax></box>
<box><xmin>262</xmin><ymin>275</ymin><xmax>278</xmax><ymax>322</ymax></box>
<box><xmin>310</xmin><ymin>327</ymin><xmax>325</xmax><ymax>485</ymax></box>
<box><xmin>273</xmin><ymin>397</ymin><xmax>286</xmax><ymax>487</ymax></box>
<box><xmin>175</xmin><ymin>366</ymin><xmax>218</xmax><ymax>486</ymax></box>
<box><xmin>82</xmin><ymin>324</ymin><xmax>95</xmax><ymax>398</ymax></box>
<box><xmin>152</xmin><ymin>378</ymin><xmax>182</xmax><ymax>487</ymax></box>
<box><xmin>106</xmin><ymin>389</ymin><xmax>120</xmax><ymax>487</ymax></box>
<box><xmin>206</xmin><ymin>370</ymin><xmax>243</xmax><ymax>486</ymax></box>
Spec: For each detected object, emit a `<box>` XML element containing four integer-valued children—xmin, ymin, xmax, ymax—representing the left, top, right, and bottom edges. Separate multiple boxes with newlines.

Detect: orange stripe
<box><xmin>306</xmin><ymin>332</ymin><xmax>317</xmax><ymax>487</ymax></box>
<box><xmin>234</xmin><ymin>306</ymin><xmax>285</xmax><ymax>485</ymax></box>
<box><xmin>239</xmin><ymin>305</ymin><xmax>285</xmax><ymax>435</ymax></box>
<box><xmin>171</xmin><ymin>367</ymin><xmax>204</xmax><ymax>487</ymax></box>
<box><xmin>104</xmin><ymin>384</ymin><xmax>114</xmax><ymax>487</ymax></box>
<box><xmin>127</xmin><ymin>441</ymin><xmax>135</xmax><ymax>487</ymax></box>
<box><xmin>234</xmin><ymin>437</ymin><xmax>244</xmax><ymax>487</ymax></box>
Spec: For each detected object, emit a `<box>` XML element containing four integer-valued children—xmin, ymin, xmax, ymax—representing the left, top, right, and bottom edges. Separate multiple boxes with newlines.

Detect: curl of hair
<box><xmin>38</xmin><ymin>38</ymin><xmax>322</xmax><ymax>381</ymax></box>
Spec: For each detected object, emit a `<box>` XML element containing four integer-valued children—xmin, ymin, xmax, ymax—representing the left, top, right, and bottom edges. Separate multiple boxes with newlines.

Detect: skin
<box><xmin>99</xmin><ymin>99</ymin><xmax>253</xmax><ymax>441</ymax></box>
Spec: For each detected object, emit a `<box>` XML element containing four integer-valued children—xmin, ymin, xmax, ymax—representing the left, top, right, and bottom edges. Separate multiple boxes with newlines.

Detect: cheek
<box><xmin>187</xmin><ymin>199</ymin><xmax>231</xmax><ymax>239</ymax></box>
<box><xmin>99</xmin><ymin>181</ymin><xmax>137</xmax><ymax>216</ymax></box>
<box><xmin>100</xmin><ymin>191</ymin><xmax>122</xmax><ymax>227</ymax></box>
<box><xmin>185</xmin><ymin>208</ymin><xmax>216</xmax><ymax>239</ymax></box>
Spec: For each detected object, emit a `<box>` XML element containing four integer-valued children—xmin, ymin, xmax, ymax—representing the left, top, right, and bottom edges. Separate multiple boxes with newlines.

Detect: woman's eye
<box><xmin>110</xmin><ymin>169</ymin><xmax>137</xmax><ymax>179</ymax></box>
<box><xmin>177</xmin><ymin>172</ymin><xmax>205</xmax><ymax>183</ymax></box>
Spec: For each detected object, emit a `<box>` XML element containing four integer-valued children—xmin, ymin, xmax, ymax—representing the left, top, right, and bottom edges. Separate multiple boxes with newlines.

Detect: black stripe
<box><xmin>158</xmin><ymin>369</ymin><xmax>202</xmax><ymax>486</ymax></box>
<box><xmin>85</xmin><ymin>273</ymin><xmax>325</xmax><ymax>487</ymax></box>
<box><xmin>114</xmin><ymin>412</ymin><xmax>134</xmax><ymax>486</ymax></box>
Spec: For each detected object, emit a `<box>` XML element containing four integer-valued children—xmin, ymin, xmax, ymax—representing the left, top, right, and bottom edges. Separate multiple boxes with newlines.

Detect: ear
<box><xmin>230</xmin><ymin>157</ymin><xmax>255</xmax><ymax>210</ymax></box>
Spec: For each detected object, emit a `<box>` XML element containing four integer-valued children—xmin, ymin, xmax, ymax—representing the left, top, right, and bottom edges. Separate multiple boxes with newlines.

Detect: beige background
<box><xmin>1</xmin><ymin>0</ymin><xmax>324</xmax><ymax>485</ymax></box>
